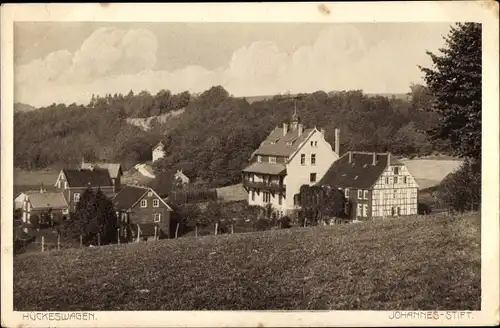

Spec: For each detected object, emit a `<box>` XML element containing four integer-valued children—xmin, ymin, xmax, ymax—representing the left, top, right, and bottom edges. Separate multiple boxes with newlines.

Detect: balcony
<box><xmin>242</xmin><ymin>180</ymin><xmax>286</xmax><ymax>193</ymax></box>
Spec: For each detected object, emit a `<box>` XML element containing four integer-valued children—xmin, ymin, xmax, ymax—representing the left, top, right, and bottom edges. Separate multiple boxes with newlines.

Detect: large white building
<box><xmin>242</xmin><ymin>110</ymin><xmax>340</xmax><ymax>216</ymax></box>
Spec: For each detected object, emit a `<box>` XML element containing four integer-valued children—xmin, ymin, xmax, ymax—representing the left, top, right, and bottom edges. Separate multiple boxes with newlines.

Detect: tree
<box><xmin>419</xmin><ymin>23</ymin><xmax>481</xmax><ymax>160</ymax></box>
<box><xmin>65</xmin><ymin>187</ymin><xmax>118</xmax><ymax>245</ymax></box>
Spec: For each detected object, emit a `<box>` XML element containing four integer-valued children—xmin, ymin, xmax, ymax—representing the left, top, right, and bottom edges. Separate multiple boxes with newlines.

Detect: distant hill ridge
<box><xmin>14</xmin><ymin>103</ymin><xmax>37</xmax><ymax>112</ymax></box>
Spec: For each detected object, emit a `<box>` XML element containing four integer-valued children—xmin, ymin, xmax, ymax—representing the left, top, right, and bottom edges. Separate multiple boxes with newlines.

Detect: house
<box><xmin>152</xmin><ymin>142</ymin><xmax>165</xmax><ymax>162</ymax></box>
<box><xmin>241</xmin><ymin>109</ymin><xmax>340</xmax><ymax>216</ymax></box>
<box><xmin>318</xmin><ymin>151</ymin><xmax>419</xmax><ymax>221</ymax></box>
<box><xmin>112</xmin><ymin>185</ymin><xmax>173</xmax><ymax>241</ymax></box>
<box><xmin>20</xmin><ymin>189</ymin><xmax>69</xmax><ymax>223</ymax></box>
<box><xmin>54</xmin><ymin>168</ymin><xmax>115</xmax><ymax>211</ymax></box>
<box><xmin>80</xmin><ymin>161</ymin><xmax>123</xmax><ymax>192</ymax></box>
<box><xmin>174</xmin><ymin>169</ymin><xmax>190</xmax><ymax>185</ymax></box>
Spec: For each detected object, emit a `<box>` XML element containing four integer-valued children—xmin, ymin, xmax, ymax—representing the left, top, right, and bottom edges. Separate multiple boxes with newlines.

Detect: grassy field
<box><xmin>14</xmin><ymin>213</ymin><xmax>480</xmax><ymax>311</ymax></box>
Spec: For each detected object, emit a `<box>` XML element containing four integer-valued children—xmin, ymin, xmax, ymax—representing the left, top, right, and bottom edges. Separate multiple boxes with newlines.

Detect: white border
<box><xmin>1</xmin><ymin>2</ymin><xmax>499</xmax><ymax>327</ymax></box>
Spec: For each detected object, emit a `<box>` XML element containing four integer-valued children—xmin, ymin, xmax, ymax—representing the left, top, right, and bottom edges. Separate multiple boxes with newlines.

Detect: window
<box><xmin>385</xmin><ymin>177</ymin><xmax>390</xmax><ymax>184</ymax></box>
<box><xmin>394</xmin><ymin>176</ymin><xmax>398</xmax><ymax>184</ymax></box>
<box><xmin>357</xmin><ymin>204</ymin><xmax>362</xmax><ymax>217</ymax></box>
<box><xmin>311</xmin><ymin>154</ymin><xmax>316</xmax><ymax>165</ymax></box>
<box><xmin>363</xmin><ymin>204</ymin><xmax>368</xmax><ymax>217</ymax></box>
<box><xmin>403</xmin><ymin>176</ymin><xmax>407</xmax><ymax>184</ymax></box>
<box><xmin>310</xmin><ymin>173</ymin><xmax>317</xmax><ymax>183</ymax></box>
<box><xmin>141</xmin><ymin>199</ymin><xmax>147</xmax><ymax>208</ymax></box>
<box><xmin>251</xmin><ymin>191</ymin><xmax>255</xmax><ymax>201</ymax></box>
<box><xmin>357</xmin><ymin>190</ymin><xmax>363</xmax><ymax>199</ymax></box>
<box><xmin>148</xmin><ymin>191</ymin><xmax>153</xmax><ymax>197</ymax></box>
<box><xmin>394</xmin><ymin>167</ymin><xmax>399</xmax><ymax>175</ymax></box>
<box><xmin>153</xmin><ymin>199</ymin><xmax>159</xmax><ymax>207</ymax></box>
<box><xmin>257</xmin><ymin>156</ymin><xmax>262</xmax><ymax>163</ymax></box>
<box><xmin>301</xmin><ymin>154</ymin><xmax>306</xmax><ymax>165</ymax></box>
<box><xmin>345</xmin><ymin>188</ymin><xmax>350</xmax><ymax>198</ymax></box>
<box><xmin>397</xmin><ymin>207</ymin><xmax>401</xmax><ymax>216</ymax></box>
<box><xmin>74</xmin><ymin>193</ymin><xmax>80</xmax><ymax>203</ymax></box>
<box><xmin>278</xmin><ymin>194</ymin><xmax>283</xmax><ymax>205</ymax></box>
<box><xmin>310</xmin><ymin>141</ymin><xmax>314</xmax><ymax>147</ymax></box>
<box><xmin>154</xmin><ymin>213</ymin><xmax>161</xmax><ymax>222</ymax></box>
<box><xmin>269</xmin><ymin>156</ymin><xmax>276</xmax><ymax>164</ymax></box>
<box><xmin>363</xmin><ymin>190</ymin><xmax>368</xmax><ymax>200</ymax></box>
<box><xmin>314</xmin><ymin>141</ymin><xmax>318</xmax><ymax>147</ymax></box>
<box><xmin>62</xmin><ymin>209</ymin><xmax>69</xmax><ymax>215</ymax></box>
<box><xmin>263</xmin><ymin>192</ymin><xmax>271</xmax><ymax>203</ymax></box>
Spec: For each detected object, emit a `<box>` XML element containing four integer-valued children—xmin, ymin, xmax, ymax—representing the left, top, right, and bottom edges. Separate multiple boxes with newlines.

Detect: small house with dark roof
<box><xmin>54</xmin><ymin>168</ymin><xmax>115</xmax><ymax>211</ymax></box>
<box><xmin>242</xmin><ymin>108</ymin><xmax>340</xmax><ymax>216</ymax></box>
<box><xmin>318</xmin><ymin>151</ymin><xmax>419</xmax><ymax>220</ymax></box>
<box><xmin>112</xmin><ymin>185</ymin><xmax>173</xmax><ymax>241</ymax></box>
<box><xmin>80</xmin><ymin>160</ymin><xmax>123</xmax><ymax>192</ymax></box>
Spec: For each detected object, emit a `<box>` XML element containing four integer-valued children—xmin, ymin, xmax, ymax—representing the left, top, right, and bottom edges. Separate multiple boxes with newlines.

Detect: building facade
<box><xmin>54</xmin><ymin>168</ymin><xmax>115</xmax><ymax>212</ymax></box>
<box><xmin>152</xmin><ymin>142</ymin><xmax>166</xmax><ymax>162</ymax></box>
<box><xmin>242</xmin><ymin>111</ymin><xmax>340</xmax><ymax>215</ymax></box>
<box><xmin>112</xmin><ymin>185</ymin><xmax>173</xmax><ymax>241</ymax></box>
<box><xmin>318</xmin><ymin>151</ymin><xmax>419</xmax><ymax>221</ymax></box>
<box><xmin>20</xmin><ymin>189</ymin><xmax>69</xmax><ymax>223</ymax></box>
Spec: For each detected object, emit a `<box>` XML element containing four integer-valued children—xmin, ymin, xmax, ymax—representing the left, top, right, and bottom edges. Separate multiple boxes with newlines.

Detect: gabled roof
<box><xmin>252</xmin><ymin>126</ymin><xmax>316</xmax><ymax>157</ymax></box>
<box><xmin>81</xmin><ymin>162</ymin><xmax>123</xmax><ymax>179</ymax></box>
<box><xmin>112</xmin><ymin>185</ymin><xmax>173</xmax><ymax>211</ymax></box>
<box><xmin>242</xmin><ymin>162</ymin><xmax>287</xmax><ymax>175</ymax></box>
<box><xmin>153</xmin><ymin>142</ymin><xmax>165</xmax><ymax>150</ymax></box>
<box><xmin>27</xmin><ymin>192</ymin><xmax>68</xmax><ymax>210</ymax></box>
<box><xmin>62</xmin><ymin>168</ymin><xmax>113</xmax><ymax>188</ymax></box>
<box><xmin>318</xmin><ymin>152</ymin><xmax>404</xmax><ymax>189</ymax></box>
<box><xmin>174</xmin><ymin>170</ymin><xmax>190</xmax><ymax>182</ymax></box>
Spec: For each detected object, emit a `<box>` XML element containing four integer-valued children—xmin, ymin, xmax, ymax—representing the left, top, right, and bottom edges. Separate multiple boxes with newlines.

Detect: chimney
<box><xmin>387</xmin><ymin>153</ymin><xmax>391</xmax><ymax>166</ymax></box>
<box><xmin>348</xmin><ymin>151</ymin><xmax>353</xmax><ymax>163</ymax></box>
<box><xmin>298</xmin><ymin>123</ymin><xmax>303</xmax><ymax>137</ymax></box>
<box><xmin>372</xmin><ymin>153</ymin><xmax>377</xmax><ymax>165</ymax></box>
<box><xmin>283</xmin><ymin>122</ymin><xmax>288</xmax><ymax>136</ymax></box>
<box><xmin>334</xmin><ymin>128</ymin><xmax>340</xmax><ymax>155</ymax></box>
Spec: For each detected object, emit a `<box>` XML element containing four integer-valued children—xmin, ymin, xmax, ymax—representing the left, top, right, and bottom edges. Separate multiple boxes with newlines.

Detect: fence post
<box><xmin>117</xmin><ymin>228</ymin><xmax>120</xmax><ymax>245</ymax></box>
<box><xmin>175</xmin><ymin>222</ymin><xmax>179</xmax><ymax>239</ymax></box>
<box><xmin>231</xmin><ymin>223</ymin><xmax>234</xmax><ymax>234</ymax></box>
<box><xmin>137</xmin><ymin>227</ymin><xmax>141</xmax><ymax>243</ymax></box>
<box><xmin>154</xmin><ymin>225</ymin><xmax>158</xmax><ymax>240</ymax></box>
<box><xmin>304</xmin><ymin>219</ymin><xmax>307</xmax><ymax>228</ymax></box>
<box><xmin>41</xmin><ymin>235</ymin><xmax>45</xmax><ymax>252</ymax></box>
<box><xmin>98</xmin><ymin>232</ymin><xmax>101</xmax><ymax>246</ymax></box>
<box><xmin>80</xmin><ymin>234</ymin><xmax>83</xmax><ymax>248</ymax></box>
<box><xmin>214</xmin><ymin>222</ymin><xmax>218</xmax><ymax>236</ymax></box>
<box><xmin>57</xmin><ymin>233</ymin><xmax>60</xmax><ymax>251</ymax></box>
<box><xmin>195</xmin><ymin>225</ymin><xmax>198</xmax><ymax>237</ymax></box>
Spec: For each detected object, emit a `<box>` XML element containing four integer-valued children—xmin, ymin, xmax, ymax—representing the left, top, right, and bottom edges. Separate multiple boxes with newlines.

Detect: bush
<box><xmin>436</xmin><ymin>159</ymin><xmax>480</xmax><ymax>213</ymax></box>
<box><xmin>253</xmin><ymin>218</ymin><xmax>271</xmax><ymax>232</ymax></box>
<box><xmin>279</xmin><ymin>216</ymin><xmax>292</xmax><ymax>229</ymax></box>
<box><xmin>418</xmin><ymin>202</ymin><xmax>432</xmax><ymax>215</ymax></box>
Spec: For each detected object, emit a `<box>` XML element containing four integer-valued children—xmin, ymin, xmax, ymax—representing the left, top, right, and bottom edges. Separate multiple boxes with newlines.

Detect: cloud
<box><xmin>15</xmin><ymin>25</ymin><xmax>446</xmax><ymax>107</ymax></box>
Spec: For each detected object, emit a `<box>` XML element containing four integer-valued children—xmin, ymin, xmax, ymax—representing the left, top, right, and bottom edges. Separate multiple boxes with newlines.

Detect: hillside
<box><xmin>14</xmin><ymin>102</ymin><xmax>37</xmax><ymax>113</ymax></box>
<box><xmin>14</xmin><ymin>213</ymin><xmax>480</xmax><ymax>311</ymax></box>
<box><xmin>126</xmin><ymin>108</ymin><xmax>185</xmax><ymax>132</ymax></box>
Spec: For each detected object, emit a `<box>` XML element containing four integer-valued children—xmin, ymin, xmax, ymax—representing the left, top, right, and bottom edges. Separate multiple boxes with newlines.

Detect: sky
<box><xmin>14</xmin><ymin>22</ymin><xmax>452</xmax><ymax>108</ymax></box>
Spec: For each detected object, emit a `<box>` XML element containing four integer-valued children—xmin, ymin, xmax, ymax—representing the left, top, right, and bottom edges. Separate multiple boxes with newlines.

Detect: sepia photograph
<box><xmin>1</xmin><ymin>2</ymin><xmax>498</xmax><ymax>327</ymax></box>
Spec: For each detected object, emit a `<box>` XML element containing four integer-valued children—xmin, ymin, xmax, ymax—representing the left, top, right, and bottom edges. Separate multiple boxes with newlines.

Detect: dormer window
<box><xmin>269</xmin><ymin>157</ymin><xmax>276</xmax><ymax>164</ymax></box>
<box><xmin>257</xmin><ymin>156</ymin><xmax>262</xmax><ymax>163</ymax></box>
<box><xmin>393</xmin><ymin>167</ymin><xmax>400</xmax><ymax>175</ymax></box>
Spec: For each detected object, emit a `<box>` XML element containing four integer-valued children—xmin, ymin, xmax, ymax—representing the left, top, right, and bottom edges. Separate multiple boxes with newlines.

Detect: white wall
<box><xmin>372</xmin><ymin>164</ymin><xmax>418</xmax><ymax>218</ymax></box>
<box><xmin>284</xmin><ymin>129</ymin><xmax>338</xmax><ymax>211</ymax></box>
<box><xmin>152</xmin><ymin>147</ymin><xmax>165</xmax><ymax>162</ymax></box>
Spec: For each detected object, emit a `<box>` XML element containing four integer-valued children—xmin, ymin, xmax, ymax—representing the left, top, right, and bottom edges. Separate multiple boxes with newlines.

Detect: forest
<box><xmin>14</xmin><ymin>83</ymin><xmax>449</xmax><ymax>187</ymax></box>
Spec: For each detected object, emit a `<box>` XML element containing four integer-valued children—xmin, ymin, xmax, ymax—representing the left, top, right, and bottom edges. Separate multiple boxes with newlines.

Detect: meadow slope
<box><xmin>14</xmin><ymin>214</ymin><xmax>480</xmax><ymax>311</ymax></box>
